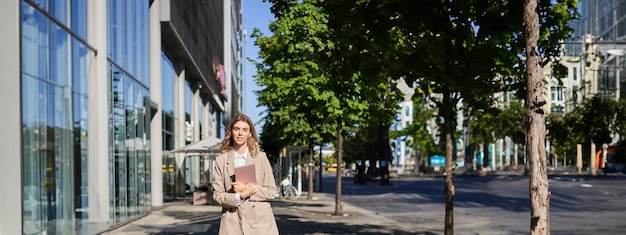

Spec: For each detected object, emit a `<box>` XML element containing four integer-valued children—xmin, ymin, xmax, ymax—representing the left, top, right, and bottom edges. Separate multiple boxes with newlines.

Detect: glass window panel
<box><xmin>72</xmin><ymin>38</ymin><xmax>88</xmax><ymax>95</ymax></box>
<box><xmin>198</xmin><ymin>101</ymin><xmax>203</xmax><ymax>138</ymax></box>
<box><xmin>107</xmin><ymin>0</ymin><xmax>112</xmax><ymax>59</ymax></box>
<box><xmin>143</xmin><ymin>89</ymin><xmax>151</xmax><ymax>140</ymax></box>
<box><xmin>125</xmin><ymin>77</ymin><xmax>134</xmax><ymax>142</ymax></box>
<box><xmin>142</xmin><ymin>0</ymin><xmax>150</xmax><ymax>86</ymax></box>
<box><xmin>125</xmin><ymin>77</ymin><xmax>136</xmax><ymax>218</ymax></box>
<box><xmin>184</xmin><ymin>81</ymin><xmax>191</xmax><ymax>144</ymax></box>
<box><xmin>71</xmin><ymin>0</ymin><xmax>88</xmax><ymax>39</ymax></box>
<box><xmin>107</xmin><ymin>63</ymin><xmax>115</xmax><ymax>223</ymax></box>
<box><xmin>30</xmin><ymin>0</ymin><xmax>47</xmax><ymax>10</ymax></box>
<box><xmin>161</xmin><ymin>54</ymin><xmax>175</xmax><ymax>114</ymax></box>
<box><xmin>136</xmin><ymin>149</ymin><xmax>145</xmax><ymax>214</ymax></box>
<box><xmin>142</xmin><ymin>89</ymin><xmax>152</xmax><ymax>213</ymax></box>
<box><xmin>110</xmin><ymin>0</ymin><xmax>123</xmax><ymax>62</ymax></box>
<box><xmin>163</xmin><ymin>156</ymin><xmax>176</xmax><ymax>199</ymax></box>
<box><xmin>73</xmin><ymin>92</ymin><xmax>89</xmax><ymax>221</ymax></box>
<box><xmin>124</xmin><ymin>0</ymin><xmax>134</xmax><ymax>74</ymax></box>
<box><xmin>112</xmin><ymin>67</ymin><xmax>126</xmax><ymax>223</ymax></box>
<box><xmin>135</xmin><ymin>86</ymin><xmax>144</xmax><ymax>141</ymax></box>
<box><xmin>53</xmin><ymin>84</ymin><xmax>74</xmax><ymax>233</ymax></box>
<box><xmin>134</xmin><ymin>0</ymin><xmax>142</xmax><ymax>81</ymax></box>
<box><xmin>133</xmin><ymin>84</ymin><xmax>144</xmax><ymax>216</ymax></box>
<box><xmin>127</xmin><ymin>148</ymin><xmax>137</xmax><ymax>218</ymax></box>
<box><xmin>22</xmin><ymin>3</ymin><xmax>49</xmax><ymax>80</ymax></box>
<box><xmin>50</xmin><ymin>23</ymin><xmax>69</xmax><ymax>86</ymax></box>
<box><xmin>22</xmin><ymin>74</ymin><xmax>47</xmax><ymax>234</ymax></box>
<box><xmin>50</xmin><ymin>0</ymin><xmax>68</xmax><ymax>26</ymax></box>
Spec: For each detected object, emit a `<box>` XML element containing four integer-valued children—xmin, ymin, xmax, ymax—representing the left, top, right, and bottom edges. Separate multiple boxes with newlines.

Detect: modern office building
<box><xmin>0</xmin><ymin>0</ymin><xmax>243</xmax><ymax>234</ymax></box>
<box><xmin>559</xmin><ymin>0</ymin><xmax>626</xmax><ymax>110</ymax></box>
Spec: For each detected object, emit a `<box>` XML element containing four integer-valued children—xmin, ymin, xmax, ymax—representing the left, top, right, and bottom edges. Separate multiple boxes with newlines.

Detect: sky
<box><xmin>242</xmin><ymin>1</ymin><xmax>273</xmax><ymax>132</ymax></box>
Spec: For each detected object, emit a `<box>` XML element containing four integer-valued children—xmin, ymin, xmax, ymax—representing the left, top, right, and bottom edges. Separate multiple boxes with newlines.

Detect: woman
<box><xmin>212</xmin><ymin>113</ymin><xmax>279</xmax><ymax>235</ymax></box>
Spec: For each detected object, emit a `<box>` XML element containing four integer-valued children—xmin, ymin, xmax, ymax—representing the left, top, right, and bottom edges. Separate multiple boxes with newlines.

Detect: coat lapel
<box><xmin>225</xmin><ymin>151</ymin><xmax>236</xmax><ymax>183</ymax></box>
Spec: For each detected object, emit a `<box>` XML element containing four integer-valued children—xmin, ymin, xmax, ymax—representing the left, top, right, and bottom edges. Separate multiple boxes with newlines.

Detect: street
<box><xmin>106</xmin><ymin>171</ymin><xmax>626</xmax><ymax>235</ymax></box>
<box><xmin>320</xmin><ymin>171</ymin><xmax>626</xmax><ymax>234</ymax></box>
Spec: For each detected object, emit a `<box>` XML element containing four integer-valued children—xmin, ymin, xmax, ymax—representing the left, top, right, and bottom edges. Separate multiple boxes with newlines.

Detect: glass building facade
<box><xmin>21</xmin><ymin>0</ymin><xmax>151</xmax><ymax>233</ymax></box>
<box><xmin>4</xmin><ymin>0</ymin><xmax>239</xmax><ymax>234</ymax></box>
<box><xmin>21</xmin><ymin>0</ymin><xmax>94</xmax><ymax>233</ymax></box>
<box><xmin>564</xmin><ymin>0</ymin><xmax>626</xmax><ymax>100</ymax></box>
<box><xmin>107</xmin><ymin>0</ymin><xmax>151</xmax><ymax>226</ymax></box>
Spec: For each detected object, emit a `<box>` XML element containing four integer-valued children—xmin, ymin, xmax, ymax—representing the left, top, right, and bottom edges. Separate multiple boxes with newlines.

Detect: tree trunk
<box><xmin>443</xmin><ymin>91</ymin><xmax>455</xmax><ymax>235</ymax></box>
<box><xmin>523</xmin><ymin>0</ymin><xmax>550</xmax><ymax>234</ymax></box>
<box><xmin>334</xmin><ymin>120</ymin><xmax>343</xmax><ymax>216</ymax></box>
<box><xmin>307</xmin><ymin>140</ymin><xmax>314</xmax><ymax>200</ymax></box>
<box><xmin>380</xmin><ymin>123</ymin><xmax>391</xmax><ymax>185</ymax></box>
<box><xmin>482</xmin><ymin>142</ymin><xmax>490</xmax><ymax>169</ymax></box>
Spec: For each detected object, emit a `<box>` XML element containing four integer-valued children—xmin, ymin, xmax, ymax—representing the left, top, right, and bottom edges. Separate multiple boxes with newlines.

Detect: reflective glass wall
<box><xmin>161</xmin><ymin>53</ymin><xmax>178</xmax><ymax>200</ymax></box>
<box><xmin>21</xmin><ymin>0</ymin><xmax>90</xmax><ymax>234</ymax></box>
<box><xmin>107</xmin><ymin>0</ymin><xmax>151</xmax><ymax>226</ymax></box>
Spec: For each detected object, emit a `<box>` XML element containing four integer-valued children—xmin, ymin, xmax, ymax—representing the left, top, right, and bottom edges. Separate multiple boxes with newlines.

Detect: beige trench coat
<box><xmin>212</xmin><ymin>151</ymin><xmax>279</xmax><ymax>235</ymax></box>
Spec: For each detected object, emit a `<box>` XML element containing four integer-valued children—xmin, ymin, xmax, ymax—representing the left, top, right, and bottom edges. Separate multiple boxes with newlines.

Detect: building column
<box><xmin>149</xmin><ymin>0</ymin><xmax>164</xmax><ymax>207</ymax></box>
<box><xmin>175</xmin><ymin>63</ymin><xmax>187</xmax><ymax>196</ymax></box>
<box><xmin>0</xmin><ymin>1</ymin><xmax>22</xmax><ymax>234</ymax></box>
<box><xmin>190</xmin><ymin>88</ymin><xmax>200</xmax><ymax>189</ymax></box>
<box><xmin>86</xmin><ymin>0</ymin><xmax>110</xmax><ymax>222</ymax></box>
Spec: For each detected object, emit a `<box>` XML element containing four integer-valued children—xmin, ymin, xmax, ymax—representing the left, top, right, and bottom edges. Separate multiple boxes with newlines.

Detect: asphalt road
<box><xmin>108</xmin><ymin>171</ymin><xmax>626</xmax><ymax>235</ymax></box>
<box><xmin>317</xmin><ymin>171</ymin><xmax>626</xmax><ymax>235</ymax></box>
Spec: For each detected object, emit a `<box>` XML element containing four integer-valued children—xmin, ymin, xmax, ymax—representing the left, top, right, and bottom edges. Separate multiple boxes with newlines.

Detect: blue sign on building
<box><xmin>430</xmin><ymin>155</ymin><xmax>446</xmax><ymax>166</ymax></box>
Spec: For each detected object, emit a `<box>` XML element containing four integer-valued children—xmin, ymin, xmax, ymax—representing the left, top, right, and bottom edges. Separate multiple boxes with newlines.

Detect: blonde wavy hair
<box><xmin>220</xmin><ymin>113</ymin><xmax>260</xmax><ymax>157</ymax></box>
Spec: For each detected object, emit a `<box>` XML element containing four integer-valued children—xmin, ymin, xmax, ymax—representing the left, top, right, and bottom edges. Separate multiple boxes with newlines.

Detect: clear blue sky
<box><xmin>242</xmin><ymin>1</ymin><xmax>273</xmax><ymax>132</ymax></box>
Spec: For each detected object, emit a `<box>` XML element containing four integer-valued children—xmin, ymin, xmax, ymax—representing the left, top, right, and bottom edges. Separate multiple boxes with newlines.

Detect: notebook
<box><xmin>235</xmin><ymin>164</ymin><xmax>256</xmax><ymax>184</ymax></box>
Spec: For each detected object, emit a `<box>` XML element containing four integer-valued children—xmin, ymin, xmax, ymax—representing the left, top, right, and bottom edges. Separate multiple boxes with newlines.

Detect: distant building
<box><xmin>390</xmin><ymin>78</ymin><xmax>415</xmax><ymax>171</ymax></box>
<box><xmin>561</xmin><ymin>0</ymin><xmax>626</xmax><ymax>105</ymax></box>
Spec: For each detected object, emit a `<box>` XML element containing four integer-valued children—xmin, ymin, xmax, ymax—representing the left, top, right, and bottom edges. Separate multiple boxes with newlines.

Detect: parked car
<box><xmin>596</xmin><ymin>143</ymin><xmax>626</xmax><ymax>175</ymax></box>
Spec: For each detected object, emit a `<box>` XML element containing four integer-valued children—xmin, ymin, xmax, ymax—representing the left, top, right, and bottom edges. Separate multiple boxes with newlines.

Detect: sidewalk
<box><xmin>101</xmin><ymin>192</ymin><xmax>418</xmax><ymax>235</ymax></box>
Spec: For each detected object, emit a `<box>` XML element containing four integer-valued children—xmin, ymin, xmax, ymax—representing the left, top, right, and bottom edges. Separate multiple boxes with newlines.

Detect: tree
<box><xmin>613</xmin><ymin>99</ymin><xmax>626</xmax><ymax>142</ymax></box>
<box><xmin>319</xmin><ymin>1</ymin><xmax>405</xmax><ymax>186</ymax></box>
<box><xmin>391</xmin><ymin>93</ymin><xmax>440</xmax><ymax>174</ymax></box>
<box><xmin>548</xmin><ymin>96</ymin><xmax>622</xmax><ymax>166</ymax></box>
<box><xmin>252</xmin><ymin>0</ymin><xmax>337</xmax><ymax>201</ymax></box>
<box><xmin>384</xmin><ymin>2</ymin><xmax>528</xmax><ymax>233</ymax></box>
<box><xmin>255</xmin><ymin>1</ymin><xmax>578</xmax><ymax>233</ymax></box>
<box><xmin>520</xmin><ymin>0</ymin><xmax>579</xmax><ymax>233</ymax></box>
<box><xmin>468</xmin><ymin>107</ymin><xmax>500</xmax><ymax>169</ymax></box>
<box><xmin>254</xmin><ymin>0</ymin><xmax>367</xmax><ymax>215</ymax></box>
<box><xmin>547</xmin><ymin>110</ymin><xmax>584</xmax><ymax>165</ymax></box>
<box><xmin>369</xmin><ymin>1</ymin><xmax>577</xmax><ymax>234</ymax></box>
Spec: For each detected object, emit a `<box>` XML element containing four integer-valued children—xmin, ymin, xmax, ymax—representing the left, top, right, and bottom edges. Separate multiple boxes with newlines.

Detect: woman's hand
<box><xmin>235</xmin><ymin>183</ymin><xmax>258</xmax><ymax>199</ymax></box>
<box><xmin>231</xmin><ymin>182</ymin><xmax>246</xmax><ymax>193</ymax></box>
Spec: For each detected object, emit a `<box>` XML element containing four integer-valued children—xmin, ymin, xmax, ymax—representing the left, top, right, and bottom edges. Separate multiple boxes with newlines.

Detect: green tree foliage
<box><xmin>253</xmin><ymin>0</ymin><xmax>367</xmax><ymax>215</ymax></box>
<box><xmin>614</xmin><ymin>99</ymin><xmax>626</xmax><ymax>139</ymax></box>
<box><xmin>252</xmin><ymin>0</ymin><xmax>578</xmax><ymax>232</ymax></box>
<box><xmin>468</xmin><ymin>99</ymin><xmax>525</xmax><ymax>167</ymax></box>
<box><xmin>547</xmin><ymin>96</ymin><xmax>623</xmax><ymax>165</ymax></box>
<box><xmin>355</xmin><ymin>0</ymin><xmax>578</xmax><ymax>233</ymax></box>
<box><xmin>390</xmin><ymin>94</ymin><xmax>440</xmax><ymax>168</ymax></box>
<box><xmin>547</xmin><ymin>110</ymin><xmax>584</xmax><ymax>165</ymax></box>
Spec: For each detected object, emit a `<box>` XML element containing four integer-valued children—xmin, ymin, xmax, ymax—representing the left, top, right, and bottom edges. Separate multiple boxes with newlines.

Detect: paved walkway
<box><xmin>101</xmin><ymin>191</ymin><xmax>433</xmax><ymax>235</ymax></box>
